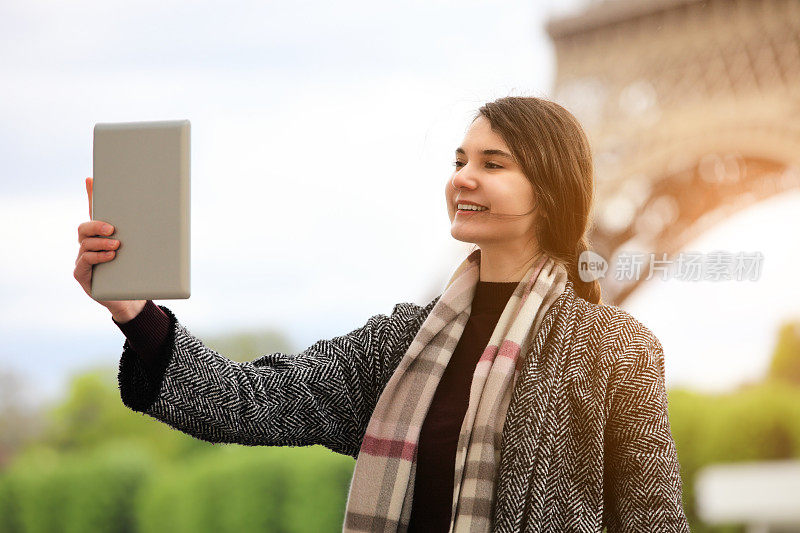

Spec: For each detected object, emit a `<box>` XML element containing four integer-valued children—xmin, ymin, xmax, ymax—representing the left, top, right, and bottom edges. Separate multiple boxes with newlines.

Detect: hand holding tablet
<box><xmin>73</xmin><ymin>119</ymin><xmax>191</xmax><ymax>321</ymax></box>
<box><xmin>74</xmin><ymin>177</ymin><xmax>146</xmax><ymax>322</ymax></box>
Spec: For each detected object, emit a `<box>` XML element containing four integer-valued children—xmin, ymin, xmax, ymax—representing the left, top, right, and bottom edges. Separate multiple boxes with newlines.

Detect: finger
<box><xmin>78</xmin><ymin>237</ymin><xmax>119</xmax><ymax>257</ymax></box>
<box><xmin>74</xmin><ymin>250</ymin><xmax>115</xmax><ymax>286</ymax></box>
<box><xmin>76</xmin><ymin>250</ymin><xmax>116</xmax><ymax>270</ymax></box>
<box><xmin>76</xmin><ymin>234</ymin><xmax>118</xmax><ymax>266</ymax></box>
<box><xmin>75</xmin><ymin>237</ymin><xmax>120</xmax><ymax>264</ymax></box>
<box><xmin>78</xmin><ymin>220</ymin><xmax>114</xmax><ymax>243</ymax></box>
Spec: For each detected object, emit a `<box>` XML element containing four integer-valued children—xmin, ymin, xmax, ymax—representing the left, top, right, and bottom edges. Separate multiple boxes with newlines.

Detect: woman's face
<box><xmin>445</xmin><ymin>115</ymin><xmax>539</xmax><ymax>250</ymax></box>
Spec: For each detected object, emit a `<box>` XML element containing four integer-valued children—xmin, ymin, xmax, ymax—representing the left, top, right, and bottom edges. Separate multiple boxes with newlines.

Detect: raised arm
<box><xmin>117</xmin><ymin>298</ymin><xmax>438</xmax><ymax>458</ymax></box>
<box><xmin>602</xmin><ymin>331</ymin><xmax>690</xmax><ymax>532</ymax></box>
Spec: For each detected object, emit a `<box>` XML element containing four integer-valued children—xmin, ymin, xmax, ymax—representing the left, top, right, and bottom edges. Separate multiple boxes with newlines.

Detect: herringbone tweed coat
<box><xmin>118</xmin><ymin>279</ymin><xmax>690</xmax><ymax>532</ymax></box>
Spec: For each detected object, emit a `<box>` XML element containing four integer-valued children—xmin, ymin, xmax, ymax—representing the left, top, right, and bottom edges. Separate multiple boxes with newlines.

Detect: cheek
<box><xmin>506</xmin><ymin>181</ymin><xmax>535</xmax><ymax>208</ymax></box>
<box><xmin>444</xmin><ymin>184</ymin><xmax>454</xmax><ymax>216</ymax></box>
<box><xmin>490</xmin><ymin>182</ymin><xmax>522</xmax><ymax>206</ymax></box>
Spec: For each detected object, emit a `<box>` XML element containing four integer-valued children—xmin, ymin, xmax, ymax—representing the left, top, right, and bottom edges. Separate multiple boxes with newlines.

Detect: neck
<box><xmin>478</xmin><ymin>244</ymin><xmax>542</xmax><ymax>282</ymax></box>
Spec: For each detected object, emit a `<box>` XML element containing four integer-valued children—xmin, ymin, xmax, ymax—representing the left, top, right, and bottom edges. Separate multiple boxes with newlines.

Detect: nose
<box><xmin>450</xmin><ymin>164</ymin><xmax>478</xmax><ymax>191</ymax></box>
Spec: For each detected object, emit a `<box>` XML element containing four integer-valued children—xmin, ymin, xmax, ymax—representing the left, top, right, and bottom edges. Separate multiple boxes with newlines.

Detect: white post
<box><xmin>746</xmin><ymin>523</ymin><xmax>769</xmax><ymax>533</ymax></box>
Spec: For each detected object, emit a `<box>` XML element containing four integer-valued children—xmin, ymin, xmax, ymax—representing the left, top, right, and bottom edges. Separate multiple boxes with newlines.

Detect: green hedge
<box><xmin>668</xmin><ymin>381</ymin><xmax>800</xmax><ymax>532</ymax></box>
<box><xmin>0</xmin><ymin>443</ymin><xmax>355</xmax><ymax>533</ymax></box>
<box><xmin>0</xmin><ymin>440</ymin><xmax>153</xmax><ymax>533</ymax></box>
<box><xmin>3</xmin><ymin>381</ymin><xmax>800</xmax><ymax>533</ymax></box>
<box><xmin>136</xmin><ymin>445</ymin><xmax>354</xmax><ymax>533</ymax></box>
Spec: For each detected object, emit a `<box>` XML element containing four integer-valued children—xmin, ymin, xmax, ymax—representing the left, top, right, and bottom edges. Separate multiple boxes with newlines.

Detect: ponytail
<box><xmin>567</xmin><ymin>238</ymin><xmax>602</xmax><ymax>305</ymax></box>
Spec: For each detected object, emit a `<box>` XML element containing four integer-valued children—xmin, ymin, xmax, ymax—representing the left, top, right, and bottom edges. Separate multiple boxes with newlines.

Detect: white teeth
<box><xmin>457</xmin><ymin>204</ymin><xmax>488</xmax><ymax>211</ymax></box>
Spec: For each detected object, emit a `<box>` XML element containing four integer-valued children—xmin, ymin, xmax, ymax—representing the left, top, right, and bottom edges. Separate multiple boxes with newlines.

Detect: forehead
<box><xmin>456</xmin><ymin>116</ymin><xmax>515</xmax><ymax>161</ymax></box>
<box><xmin>460</xmin><ymin>115</ymin><xmax>509</xmax><ymax>150</ymax></box>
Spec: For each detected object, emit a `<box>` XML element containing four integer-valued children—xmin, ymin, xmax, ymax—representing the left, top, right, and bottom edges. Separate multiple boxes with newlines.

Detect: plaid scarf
<box><xmin>343</xmin><ymin>248</ymin><xmax>568</xmax><ymax>532</ymax></box>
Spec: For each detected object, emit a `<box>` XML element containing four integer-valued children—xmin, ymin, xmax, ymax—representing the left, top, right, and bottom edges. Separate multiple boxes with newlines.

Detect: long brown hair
<box><xmin>469</xmin><ymin>96</ymin><xmax>602</xmax><ymax>305</ymax></box>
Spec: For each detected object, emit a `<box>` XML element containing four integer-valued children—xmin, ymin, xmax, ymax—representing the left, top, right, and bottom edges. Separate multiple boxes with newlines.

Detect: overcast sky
<box><xmin>1</xmin><ymin>0</ymin><xmax>798</xmax><ymax>409</ymax></box>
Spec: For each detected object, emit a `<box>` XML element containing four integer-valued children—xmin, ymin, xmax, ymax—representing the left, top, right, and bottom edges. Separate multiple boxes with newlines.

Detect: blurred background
<box><xmin>2</xmin><ymin>0</ymin><xmax>800</xmax><ymax>531</ymax></box>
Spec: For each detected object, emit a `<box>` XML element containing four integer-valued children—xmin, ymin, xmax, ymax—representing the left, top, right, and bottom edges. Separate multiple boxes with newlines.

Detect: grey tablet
<box><xmin>91</xmin><ymin>119</ymin><xmax>191</xmax><ymax>300</ymax></box>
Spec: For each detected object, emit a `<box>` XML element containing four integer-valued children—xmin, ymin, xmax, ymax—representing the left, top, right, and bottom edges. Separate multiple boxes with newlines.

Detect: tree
<box><xmin>766</xmin><ymin>320</ymin><xmax>800</xmax><ymax>387</ymax></box>
<box><xmin>0</xmin><ymin>368</ymin><xmax>45</xmax><ymax>471</ymax></box>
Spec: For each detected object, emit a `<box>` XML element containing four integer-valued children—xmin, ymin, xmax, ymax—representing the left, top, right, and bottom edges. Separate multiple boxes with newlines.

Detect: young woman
<box><xmin>74</xmin><ymin>96</ymin><xmax>690</xmax><ymax>532</ymax></box>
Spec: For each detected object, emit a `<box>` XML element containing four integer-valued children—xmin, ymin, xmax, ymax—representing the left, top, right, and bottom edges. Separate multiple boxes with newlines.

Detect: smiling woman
<box><xmin>89</xmin><ymin>96</ymin><xmax>689</xmax><ymax>533</ymax></box>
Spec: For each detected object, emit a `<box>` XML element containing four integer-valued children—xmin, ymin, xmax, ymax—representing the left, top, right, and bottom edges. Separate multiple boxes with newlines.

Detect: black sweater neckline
<box><xmin>471</xmin><ymin>280</ymin><xmax>519</xmax><ymax>315</ymax></box>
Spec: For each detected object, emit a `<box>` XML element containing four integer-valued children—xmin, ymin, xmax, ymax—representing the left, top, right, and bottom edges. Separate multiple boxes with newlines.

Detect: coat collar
<box><xmin>492</xmin><ymin>278</ymin><xmax>583</xmax><ymax>529</ymax></box>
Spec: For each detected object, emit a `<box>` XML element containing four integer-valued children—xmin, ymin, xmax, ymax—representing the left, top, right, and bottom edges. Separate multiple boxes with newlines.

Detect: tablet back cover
<box><xmin>91</xmin><ymin>120</ymin><xmax>190</xmax><ymax>300</ymax></box>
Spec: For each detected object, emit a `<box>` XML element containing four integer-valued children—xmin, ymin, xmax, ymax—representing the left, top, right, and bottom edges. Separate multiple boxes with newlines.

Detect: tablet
<box><xmin>91</xmin><ymin>119</ymin><xmax>191</xmax><ymax>300</ymax></box>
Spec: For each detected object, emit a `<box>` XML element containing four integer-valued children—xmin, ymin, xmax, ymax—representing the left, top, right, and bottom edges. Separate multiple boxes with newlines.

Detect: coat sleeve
<box><xmin>602</xmin><ymin>331</ymin><xmax>690</xmax><ymax>532</ymax></box>
<box><xmin>117</xmin><ymin>301</ymin><xmax>434</xmax><ymax>458</ymax></box>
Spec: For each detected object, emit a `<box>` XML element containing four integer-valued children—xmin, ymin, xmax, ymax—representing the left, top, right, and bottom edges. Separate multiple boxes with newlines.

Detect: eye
<box><xmin>452</xmin><ymin>161</ymin><xmax>503</xmax><ymax>169</ymax></box>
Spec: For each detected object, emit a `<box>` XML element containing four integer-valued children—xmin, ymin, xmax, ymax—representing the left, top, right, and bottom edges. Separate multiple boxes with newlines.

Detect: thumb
<box><xmin>86</xmin><ymin>177</ymin><xmax>93</xmax><ymax>219</ymax></box>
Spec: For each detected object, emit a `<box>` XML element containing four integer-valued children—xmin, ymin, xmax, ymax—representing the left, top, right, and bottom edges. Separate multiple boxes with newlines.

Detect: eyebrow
<box><xmin>455</xmin><ymin>147</ymin><xmax>514</xmax><ymax>160</ymax></box>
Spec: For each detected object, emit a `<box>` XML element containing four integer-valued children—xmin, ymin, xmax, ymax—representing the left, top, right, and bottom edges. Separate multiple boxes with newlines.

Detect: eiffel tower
<box><xmin>546</xmin><ymin>0</ymin><xmax>800</xmax><ymax>305</ymax></box>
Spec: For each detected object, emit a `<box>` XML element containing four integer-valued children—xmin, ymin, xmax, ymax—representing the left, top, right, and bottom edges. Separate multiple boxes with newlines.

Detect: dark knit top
<box><xmin>112</xmin><ymin>281</ymin><xmax>519</xmax><ymax>532</ymax></box>
<box><xmin>406</xmin><ymin>281</ymin><xmax>517</xmax><ymax>532</ymax></box>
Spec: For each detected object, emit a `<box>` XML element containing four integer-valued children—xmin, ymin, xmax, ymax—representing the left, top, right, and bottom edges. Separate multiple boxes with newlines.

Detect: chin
<box><xmin>450</xmin><ymin>227</ymin><xmax>481</xmax><ymax>245</ymax></box>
